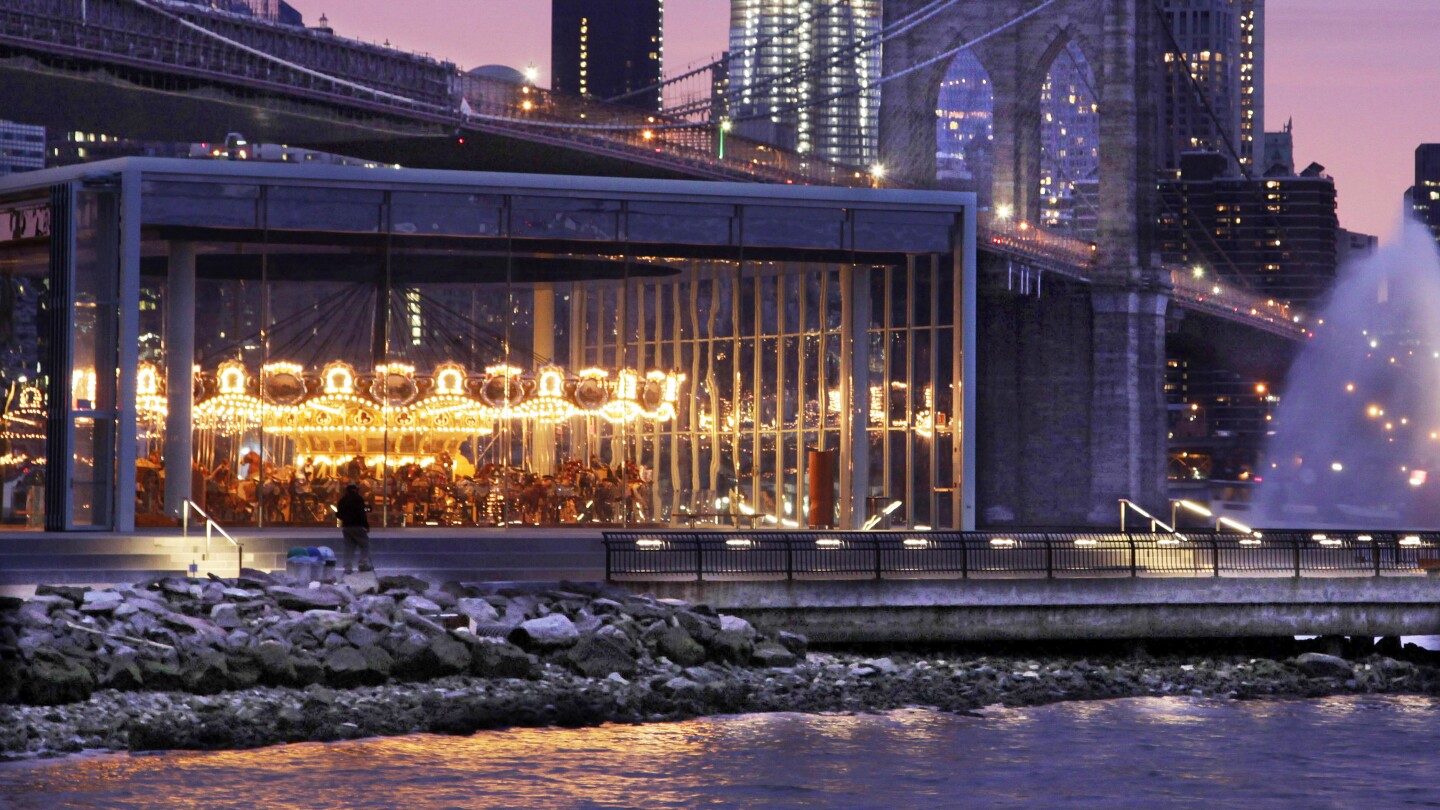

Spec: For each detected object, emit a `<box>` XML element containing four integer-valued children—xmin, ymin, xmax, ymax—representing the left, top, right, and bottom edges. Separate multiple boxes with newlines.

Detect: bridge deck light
<box><xmin>1356</xmin><ymin>534</ymin><xmax>1373</xmax><ymax>542</ymax></box>
<box><xmin>995</xmin><ymin>204</ymin><xmax>1013</xmax><ymax>220</ymax></box>
<box><xmin>1400</xmin><ymin>535</ymin><xmax>1422</xmax><ymax>546</ymax></box>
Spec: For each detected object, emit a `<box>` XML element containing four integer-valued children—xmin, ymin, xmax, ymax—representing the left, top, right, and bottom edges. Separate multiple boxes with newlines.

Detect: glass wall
<box><xmin>115</xmin><ymin>171</ymin><xmax>969</xmax><ymax>531</ymax></box>
<box><xmin>0</xmin><ymin>196</ymin><xmax>51</xmax><ymax>529</ymax></box>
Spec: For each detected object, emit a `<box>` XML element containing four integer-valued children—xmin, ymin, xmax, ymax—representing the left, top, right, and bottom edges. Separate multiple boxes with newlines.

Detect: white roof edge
<box><xmin>0</xmin><ymin>158</ymin><xmax>976</xmax><ymax>211</ymax></box>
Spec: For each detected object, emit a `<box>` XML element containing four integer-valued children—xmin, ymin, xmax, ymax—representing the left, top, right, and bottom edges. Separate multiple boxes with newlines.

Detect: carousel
<box><xmin>0</xmin><ymin>382</ymin><xmax>46</xmax><ymax>526</ymax></box>
<box><xmin>184</xmin><ymin>358</ymin><xmax>684</xmax><ymax>527</ymax></box>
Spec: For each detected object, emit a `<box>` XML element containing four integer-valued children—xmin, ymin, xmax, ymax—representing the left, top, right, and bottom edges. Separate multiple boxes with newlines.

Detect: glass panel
<box><xmin>0</xmin><ymin>204</ymin><xmax>50</xmax><ymax>529</ymax></box>
<box><xmin>626</xmin><ymin>201</ymin><xmax>734</xmax><ymax>245</ymax></box>
<box><xmin>141</xmin><ymin>181</ymin><xmax>260</xmax><ymax>229</ymax></box>
<box><xmin>853</xmin><ymin>210</ymin><xmax>953</xmax><ymax>253</ymax></box>
<box><xmin>70</xmin><ymin>416</ymin><xmax>116</xmax><ymax>527</ymax></box>
<box><xmin>742</xmin><ymin>205</ymin><xmax>845</xmax><ymax>249</ymax></box>
<box><xmin>267</xmin><ymin>186</ymin><xmax>383</xmax><ymax>233</ymax></box>
<box><xmin>390</xmin><ymin>192</ymin><xmax>504</xmax><ymax>237</ymax></box>
<box><xmin>512</xmin><ymin>196</ymin><xmax>620</xmax><ymax>241</ymax></box>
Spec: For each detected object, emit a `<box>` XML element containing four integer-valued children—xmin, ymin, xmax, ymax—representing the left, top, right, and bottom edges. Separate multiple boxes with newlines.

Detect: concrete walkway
<box><xmin>0</xmin><ymin>527</ymin><xmax>609</xmax><ymax>597</ymax></box>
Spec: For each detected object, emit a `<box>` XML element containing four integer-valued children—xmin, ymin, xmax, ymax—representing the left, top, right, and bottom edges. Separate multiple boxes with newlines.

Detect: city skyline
<box><xmin>292</xmin><ymin>0</ymin><xmax>1440</xmax><ymax>244</ymax></box>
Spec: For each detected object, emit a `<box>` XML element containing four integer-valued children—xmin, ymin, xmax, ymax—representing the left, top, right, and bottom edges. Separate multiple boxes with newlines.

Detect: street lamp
<box><xmin>719</xmin><ymin>119</ymin><xmax>731</xmax><ymax>159</ymax></box>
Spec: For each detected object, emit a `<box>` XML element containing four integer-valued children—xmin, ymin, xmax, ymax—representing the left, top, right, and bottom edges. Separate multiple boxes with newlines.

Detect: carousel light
<box><xmin>322</xmin><ymin>362</ymin><xmax>355</xmax><ymax>395</ymax></box>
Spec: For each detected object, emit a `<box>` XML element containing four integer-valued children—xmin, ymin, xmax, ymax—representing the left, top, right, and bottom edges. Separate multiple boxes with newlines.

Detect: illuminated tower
<box><xmin>1160</xmin><ymin>0</ymin><xmax>1264</xmax><ymax>174</ymax></box>
<box><xmin>551</xmin><ymin>0</ymin><xmax>665</xmax><ymax>110</ymax></box>
<box><xmin>727</xmin><ymin>0</ymin><xmax>881</xmax><ymax>169</ymax></box>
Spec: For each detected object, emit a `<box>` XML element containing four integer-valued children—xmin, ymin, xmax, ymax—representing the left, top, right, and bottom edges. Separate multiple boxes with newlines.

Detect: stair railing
<box><xmin>181</xmin><ymin>499</ymin><xmax>243</xmax><ymax>577</ymax></box>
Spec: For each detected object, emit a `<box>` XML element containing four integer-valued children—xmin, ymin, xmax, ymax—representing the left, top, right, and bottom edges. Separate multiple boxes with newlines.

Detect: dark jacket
<box><xmin>336</xmin><ymin>490</ymin><xmax>370</xmax><ymax>528</ymax></box>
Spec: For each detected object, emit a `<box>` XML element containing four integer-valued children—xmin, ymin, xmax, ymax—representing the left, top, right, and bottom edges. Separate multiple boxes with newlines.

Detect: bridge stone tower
<box><xmin>881</xmin><ymin>0</ymin><xmax>1168</xmax><ymax>525</ymax></box>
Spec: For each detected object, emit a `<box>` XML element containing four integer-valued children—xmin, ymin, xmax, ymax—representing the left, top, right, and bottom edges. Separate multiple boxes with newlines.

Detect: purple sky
<box><xmin>295</xmin><ymin>0</ymin><xmax>1440</xmax><ymax>242</ymax></box>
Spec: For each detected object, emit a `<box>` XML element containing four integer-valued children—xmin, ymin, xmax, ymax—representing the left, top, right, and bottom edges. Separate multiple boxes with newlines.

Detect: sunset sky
<box><xmin>293</xmin><ymin>0</ymin><xmax>1440</xmax><ymax>242</ymax></box>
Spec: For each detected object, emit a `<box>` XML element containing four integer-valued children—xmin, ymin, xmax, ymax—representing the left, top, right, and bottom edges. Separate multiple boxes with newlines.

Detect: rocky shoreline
<box><xmin>4</xmin><ymin>572</ymin><xmax>1440</xmax><ymax>758</ymax></box>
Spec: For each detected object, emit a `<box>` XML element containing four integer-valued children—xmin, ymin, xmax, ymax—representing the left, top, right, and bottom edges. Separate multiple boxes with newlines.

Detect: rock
<box><xmin>393</xmin><ymin>634</ymin><xmax>473</xmax><ymax>681</ymax></box>
<box><xmin>138</xmin><ymin>659</ymin><xmax>184</xmax><ymax>691</ymax></box>
<box><xmin>1296</xmin><ymin>652</ymin><xmax>1353</xmax><ymax>678</ymax></box>
<box><xmin>661</xmin><ymin>676</ymin><xmax>704</xmax><ymax>698</ymax></box>
<box><xmin>752</xmin><ymin>641</ymin><xmax>798</xmax><ymax>668</ymax></box>
<box><xmin>378</xmin><ymin>575</ymin><xmax>431</xmax><ymax>593</ymax></box>
<box><xmin>675</xmin><ymin>611</ymin><xmax>717</xmax><ymax>643</ymax></box>
<box><xmin>342</xmin><ymin>571</ymin><xmax>379</xmax><ymax>594</ymax></box>
<box><xmin>180</xmin><ymin>650</ymin><xmax>230</xmax><ymax>694</ymax></box>
<box><xmin>868</xmin><ymin>657</ymin><xmax>900</xmax><ymax>675</ymax></box>
<box><xmin>35</xmin><ymin>584</ymin><xmax>87</xmax><ymax>605</ymax></box>
<box><xmin>344</xmin><ymin>623</ymin><xmax>383</xmax><ymax>648</ymax></box>
<box><xmin>254</xmin><ymin>640</ymin><xmax>297</xmax><ymax>686</ymax></box>
<box><xmin>467</xmin><ymin>639</ymin><xmax>538</xmax><ymax>679</ymax></box>
<box><xmin>401</xmin><ymin>595</ymin><xmax>443</xmax><ymax>614</ymax></box>
<box><xmin>323</xmin><ymin>645</ymin><xmax>388</xmax><ymax>688</ymax></box>
<box><xmin>17</xmin><ymin>659</ymin><xmax>95</xmax><ymax>705</ymax></box>
<box><xmin>80</xmin><ymin>591</ymin><xmax>124</xmax><ymax>613</ymax></box>
<box><xmin>210</xmin><ymin>603</ymin><xmax>242</xmax><ymax>630</ymax></box>
<box><xmin>566</xmin><ymin>633</ymin><xmax>639</xmax><ymax>678</ymax></box>
<box><xmin>455</xmin><ymin>597</ymin><xmax>500</xmax><ymax>625</ymax></box>
<box><xmin>509</xmin><ymin>614</ymin><xmax>580</xmax><ymax>650</ymax></box>
<box><xmin>238</xmin><ymin>568</ymin><xmax>279</xmax><ymax>586</ymax></box>
<box><xmin>302</xmin><ymin>610</ymin><xmax>355</xmax><ymax>634</ymax></box>
<box><xmin>267</xmin><ymin>586</ymin><xmax>345</xmax><ymax>611</ymax></box>
<box><xmin>99</xmin><ymin>659</ymin><xmax>145</xmax><ymax>691</ymax></box>
<box><xmin>653</xmin><ymin>624</ymin><xmax>707</xmax><ymax>667</ymax></box>
<box><xmin>776</xmin><ymin>631</ymin><xmax>808</xmax><ymax>656</ymax></box>
<box><xmin>717</xmin><ymin>615</ymin><xmax>756</xmax><ymax>639</ymax></box>
<box><xmin>705</xmin><ymin>629</ymin><xmax>753</xmax><ymax>665</ymax></box>
<box><xmin>423</xmin><ymin>590</ymin><xmax>458</xmax><ymax>610</ymax></box>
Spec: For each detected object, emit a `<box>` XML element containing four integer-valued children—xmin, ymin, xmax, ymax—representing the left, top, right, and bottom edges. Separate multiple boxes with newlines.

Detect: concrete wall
<box><xmin>641</xmin><ymin>578</ymin><xmax>1440</xmax><ymax>643</ymax></box>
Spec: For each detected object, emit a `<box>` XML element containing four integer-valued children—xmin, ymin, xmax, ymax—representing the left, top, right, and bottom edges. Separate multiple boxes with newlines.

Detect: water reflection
<box><xmin>4</xmin><ymin>698</ymin><xmax>1440</xmax><ymax>809</ymax></box>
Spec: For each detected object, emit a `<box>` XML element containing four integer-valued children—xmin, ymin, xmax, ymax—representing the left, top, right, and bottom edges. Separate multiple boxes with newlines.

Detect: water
<box><xmin>5</xmin><ymin>696</ymin><xmax>1440</xmax><ymax>809</ymax></box>
<box><xmin>1257</xmin><ymin>221</ymin><xmax>1440</xmax><ymax>528</ymax></box>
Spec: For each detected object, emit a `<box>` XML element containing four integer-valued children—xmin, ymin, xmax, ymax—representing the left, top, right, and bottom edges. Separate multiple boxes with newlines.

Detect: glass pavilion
<box><xmin>0</xmin><ymin>159</ymin><xmax>975</xmax><ymax>532</ymax></box>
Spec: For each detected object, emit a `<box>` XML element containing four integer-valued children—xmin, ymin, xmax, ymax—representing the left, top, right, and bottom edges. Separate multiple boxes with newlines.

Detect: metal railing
<box><xmin>181</xmin><ymin>499</ymin><xmax>244</xmax><ymax>576</ymax></box>
<box><xmin>602</xmin><ymin>529</ymin><xmax>1440</xmax><ymax>582</ymax></box>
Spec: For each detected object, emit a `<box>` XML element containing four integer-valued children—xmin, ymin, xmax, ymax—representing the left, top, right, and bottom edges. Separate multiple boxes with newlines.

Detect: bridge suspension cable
<box><xmin>122</xmin><ymin>0</ymin><xmax>443</xmax><ymax>111</ymax></box>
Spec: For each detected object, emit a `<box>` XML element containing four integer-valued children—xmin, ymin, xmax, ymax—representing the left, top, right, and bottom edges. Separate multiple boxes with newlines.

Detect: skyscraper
<box><xmin>0</xmin><ymin>121</ymin><xmax>44</xmax><ymax>175</ymax></box>
<box><xmin>1160</xmin><ymin>0</ymin><xmax>1264</xmax><ymax>174</ymax></box>
<box><xmin>551</xmin><ymin>0</ymin><xmax>664</xmax><ymax>111</ymax></box>
<box><xmin>727</xmin><ymin>0</ymin><xmax>881</xmax><ymax>169</ymax></box>
<box><xmin>1414</xmin><ymin>144</ymin><xmax>1440</xmax><ymax>244</ymax></box>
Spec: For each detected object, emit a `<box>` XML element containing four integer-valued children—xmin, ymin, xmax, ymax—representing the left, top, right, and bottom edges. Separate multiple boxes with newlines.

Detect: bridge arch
<box><xmin>934</xmin><ymin>49</ymin><xmax>995</xmax><ymax>204</ymax></box>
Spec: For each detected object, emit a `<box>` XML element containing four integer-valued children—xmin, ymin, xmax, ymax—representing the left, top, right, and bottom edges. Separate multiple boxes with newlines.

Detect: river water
<box><xmin>3</xmin><ymin>696</ymin><xmax>1439</xmax><ymax>809</ymax></box>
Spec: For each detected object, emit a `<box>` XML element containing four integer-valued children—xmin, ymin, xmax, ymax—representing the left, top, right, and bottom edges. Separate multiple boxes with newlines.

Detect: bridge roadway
<box><xmin>1</xmin><ymin>0</ymin><xmax>1308</xmax><ymax>340</ymax></box>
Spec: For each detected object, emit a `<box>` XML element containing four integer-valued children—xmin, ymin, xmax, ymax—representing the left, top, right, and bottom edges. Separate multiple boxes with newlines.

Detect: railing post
<box><xmin>1129</xmin><ymin>535</ymin><xmax>1137</xmax><ymax>577</ymax></box>
<box><xmin>1045</xmin><ymin>535</ymin><xmax>1054</xmax><ymax>579</ymax></box>
<box><xmin>1293</xmin><ymin>539</ymin><xmax>1302</xmax><ymax>578</ymax></box>
<box><xmin>785</xmin><ymin>537</ymin><xmax>794</xmax><ymax>581</ymax></box>
<box><xmin>874</xmin><ymin>536</ymin><xmax>882</xmax><ymax>580</ymax></box>
<box><xmin>604</xmin><ymin>539</ymin><xmax>612</xmax><ymax>582</ymax></box>
<box><xmin>1211</xmin><ymin>536</ymin><xmax>1220</xmax><ymax>577</ymax></box>
<box><xmin>694</xmin><ymin>534</ymin><xmax>704</xmax><ymax>582</ymax></box>
<box><xmin>960</xmin><ymin>536</ymin><xmax>969</xmax><ymax>580</ymax></box>
<box><xmin>1374</xmin><ymin>538</ymin><xmax>1382</xmax><ymax>577</ymax></box>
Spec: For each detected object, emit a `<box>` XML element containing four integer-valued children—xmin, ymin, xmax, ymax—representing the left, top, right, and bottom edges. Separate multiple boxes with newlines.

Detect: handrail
<box><xmin>1118</xmin><ymin>499</ymin><xmax>1187</xmax><ymax>542</ymax></box>
<box><xmin>181</xmin><ymin>499</ymin><xmax>243</xmax><ymax>576</ymax></box>
<box><xmin>602</xmin><ymin>529</ymin><xmax>1440</xmax><ymax>583</ymax></box>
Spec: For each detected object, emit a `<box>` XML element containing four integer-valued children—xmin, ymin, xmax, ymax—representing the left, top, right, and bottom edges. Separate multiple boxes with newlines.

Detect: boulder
<box><xmin>400</xmin><ymin>595</ymin><xmax>443</xmax><ymax>614</ymax></box>
<box><xmin>566</xmin><ymin>633</ymin><xmax>639</xmax><ymax>678</ymax></box>
<box><xmin>751</xmin><ymin>641</ymin><xmax>798</xmax><ymax>668</ymax></box>
<box><xmin>17</xmin><ymin>658</ymin><xmax>95</xmax><ymax>705</ymax></box>
<box><xmin>99</xmin><ymin>658</ymin><xmax>145</xmax><ymax>691</ymax></box>
<box><xmin>209</xmin><ymin>603</ymin><xmax>242</xmax><ymax>630</ymax></box>
<box><xmin>1296</xmin><ymin>652</ymin><xmax>1353</xmax><ymax>679</ymax></box>
<box><xmin>718</xmin><ymin>614</ymin><xmax>756</xmax><ymax>639</ymax></box>
<box><xmin>705</xmin><ymin>629</ymin><xmax>754</xmax><ymax>665</ymax></box>
<box><xmin>180</xmin><ymin>649</ymin><xmax>230</xmax><ymax>694</ymax></box>
<box><xmin>344</xmin><ymin>623</ymin><xmax>383</xmax><ymax>648</ymax></box>
<box><xmin>509</xmin><ymin>614</ymin><xmax>580</xmax><ymax>650</ymax></box>
<box><xmin>392</xmin><ymin>633</ymin><xmax>472</xmax><ymax>681</ymax></box>
<box><xmin>378</xmin><ymin>574</ymin><xmax>431</xmax><ymax>594</ymax></box>
<box><xmin>323</xmin><ymin>645</ymin><xmax>389</xmax><ymax>688</ymax></box>
<box><xmin>254</xmin><ymin>640</ymin><xmax>297</xmax><ymax>686</ymax></box>
<box><xmin>675</xmin><ymin>611</ymin><xmax>717</xmax><ymax>643</ymax></box>
<box><xmin>79</xmin><ymin>590</ymin><xmax>124</xmax><ymax>613</ymax></box>
<box><xmin>138</xmin><ymin>659</ymin><xmax>184</xmax><ymax>691</ymax></box>
<box><xmin>342</xmin><ymin>571</ymin><xmax>379</xmax><ymax>594</ymax></box>
<box><xmin>653</xmin><ymin>623</ymin><xmax>707</xmax><ymax>667</ymax></box>
<box><xmin>35</xmin><ymin>584</ymin><xmax>87</xmax><ymax>605</ymax></box>
<box><xmin>455</xmin><ymin>597</ymin><xmax>500</xmax><ymax>625</ymax></box>
<box><xmin>267</xmin><ymin>586</ymin><xmax>346</xmax><ymax>611</ymax></box>
<box><xmin>776</xmin><ymin>631</ymin><xmax>809</xmax><ymax>656</ymax></box>
<box><xmin>467</xmin><ymin>639</ymin><xmax>539</xmax><ymax>679</ymax></box>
